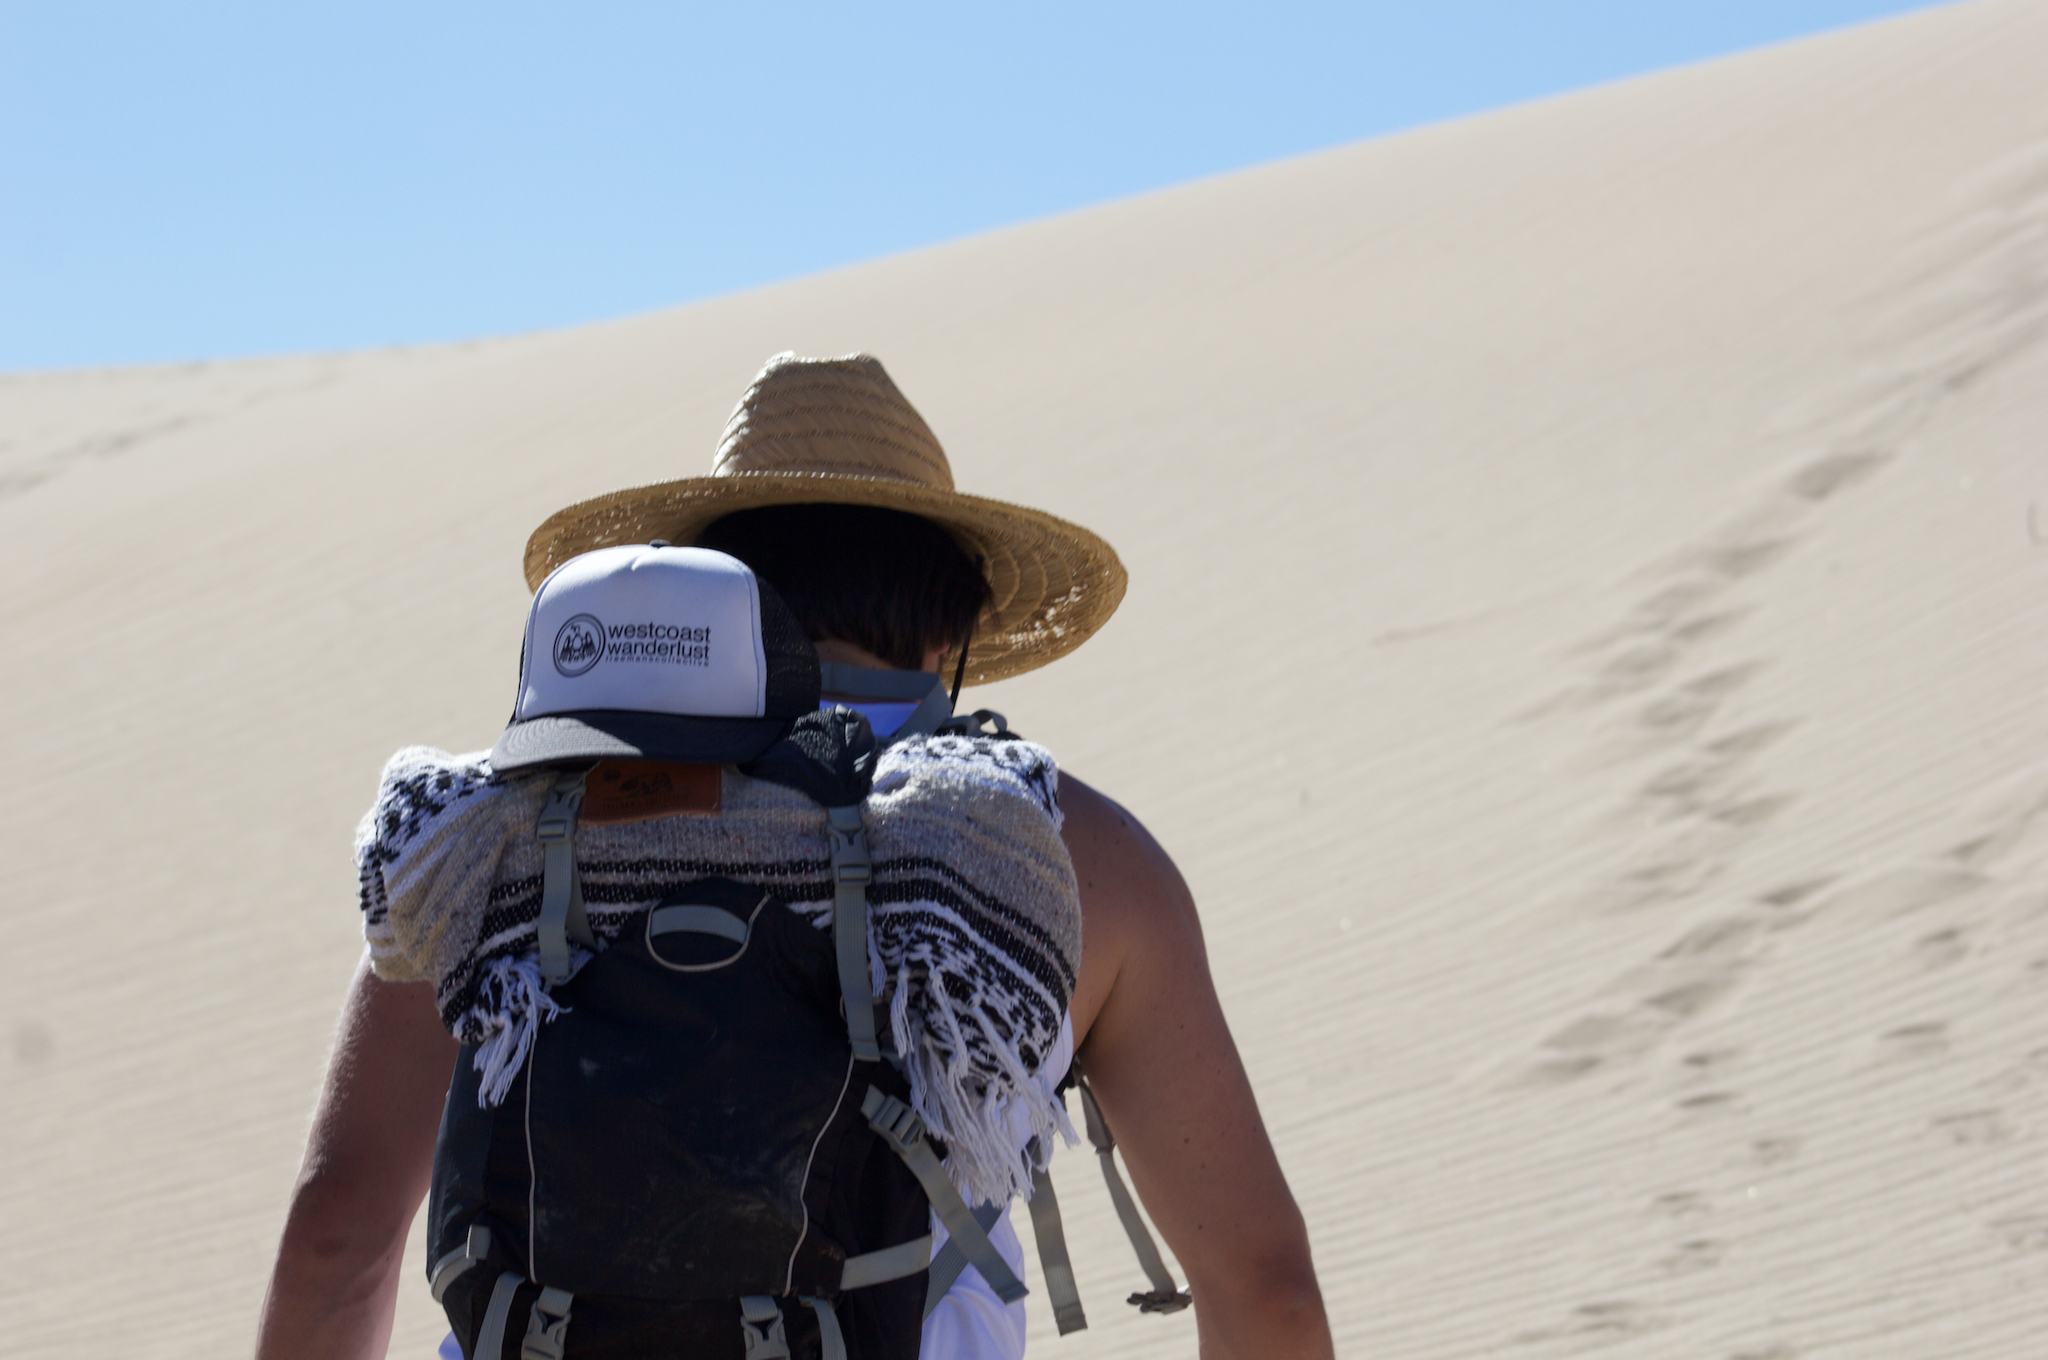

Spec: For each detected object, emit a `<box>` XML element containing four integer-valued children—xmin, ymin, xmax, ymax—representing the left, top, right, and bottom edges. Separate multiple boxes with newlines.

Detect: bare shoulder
<box><xmin>1058</xmin><ymin>772</ymin><xmax>1190</xmax><ymax>909</ymax></box>
<box><xmin>1056</xmin><ymin>772</ymin><xmax>1203</xmax><ymax>1050</ymax></box>
<box><xmin>1055</xmin><ymin>775</ymin><xmax>1334</xmax><ymax>1356</ymax></box>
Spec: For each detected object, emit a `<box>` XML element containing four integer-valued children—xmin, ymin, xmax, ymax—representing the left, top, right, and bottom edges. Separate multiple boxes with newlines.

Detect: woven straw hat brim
<box><xmin>523</xmin><ymin>473</ymin><xmax>1126</xmax><ymax>686</ymax></box>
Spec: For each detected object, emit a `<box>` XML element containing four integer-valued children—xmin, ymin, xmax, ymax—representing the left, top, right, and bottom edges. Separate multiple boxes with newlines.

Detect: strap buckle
<box><xmin>825</xmin><ymin>808</ymin><xmax>872</xmax><ymax>883</ymax></box>
<box><xmin>859</xmin><ymin>1083</ymin><xmax>1029</xmax><ymax>1306</ymax></box>
<box><xmin>739</xmin><ymin>1295</ymin><xmax>791</xmax><ymax>1360</ymax></box>
<box><xmin>518</xmin><ymin>1285</ymin><xmax>574</xmax><ymax>1360</ymax></box>
<box><xmin>861</xmin><ymin>1087</ymin><xmax>925</xmax><ymax>1151</ymax></box>
<box><xmin>535</xmin><ymin>773</ymin><xmax>589</xmax><ymax>983</ymax></box>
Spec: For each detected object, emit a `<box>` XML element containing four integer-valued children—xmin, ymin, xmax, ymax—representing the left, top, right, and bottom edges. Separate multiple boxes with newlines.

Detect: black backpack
<box><xmin>424</xmin><ymin>699</ymin><xmax>1187</xmax><ymax>1359</ymax></box>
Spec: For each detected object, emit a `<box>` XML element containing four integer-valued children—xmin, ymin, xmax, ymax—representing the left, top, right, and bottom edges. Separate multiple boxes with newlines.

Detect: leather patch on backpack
<box><xmin>581</xmin><ymin>760</ymin><xmax>722</xmax><ymax>823</ymax></box>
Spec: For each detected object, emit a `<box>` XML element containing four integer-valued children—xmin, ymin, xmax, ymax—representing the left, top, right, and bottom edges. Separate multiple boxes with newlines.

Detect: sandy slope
<box><xmin>4</xmin><ymin>1</ymin><xmax>2045</xmax><ymax>1355</ymax></box>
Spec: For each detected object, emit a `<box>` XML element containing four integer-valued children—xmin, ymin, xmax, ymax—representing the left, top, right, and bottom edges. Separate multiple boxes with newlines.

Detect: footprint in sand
<box><xmin>1647</xmin><ymin>978</ymin><xmax>1737</xmax><ymax>1019</ymax></box>
<box><xmin>1521</xmin><ymin>913</ymin><xmax>1761</xmax><ymax>1083</ymax></box>
<box><xmin>1877</xmin><ymin>1022</ymin><xmax>1950</xmax><ymax>1061</ymax></box>
<box><xmin>1785</xmin><ymin>450</ymin><xmax>1889</xmax><ymax>501</ymax></box>
<box><xmin>1512</xmin><ymin>1299</ymin><xmax>1671</xmax><ymax>1350</ymax></box>
<box><xmin>1729</xmin><ymin>1345</ymin><xmax>1800</xmax><ymax>1360</ymax></box>
<box><xmin>1757</xmin><ymin>878</ymin><xmax>1833</xmax><ymax>909</ymax></box>
<box><xmin>1987</xmin><ymin>1213</ymin><xmax>2048</xmax><ymax>1251</ymax></box>
<box><xmin>1912</xmin><ymin>928</ymin><xmax>1969</xmax><ymax>968</ymax></box>
<box><xmin>1523</xmin><ymin>1052</ymin><xmax>1605</xmax><ymax>1084</ymax></box>
<box><xmin>1599</xmin><ymin>661</ymin><xmax>1767</xmax><ymax>758</ymax></box>
<box><xmin>1636</xmin><ymin>750</ymin><xmax>1793</xmax><ymax>828</ymax></box>
<box><xmin>1750</xmin><ymin>1136</ymin><xmax>1803</xmax><ymax>1166</ymax></box>
<box><xmin>1702</xmin><ymin>720</ymin><xmax>1797</xmax><ymax>759</ymax></box>
<box><xmin>1691</xmin><ymin>536</ymin><xmax>1794</xmax><ymax>582</ymax></box>
<box><xmin>1930</xmin><ymin>1109</ymin><xmax>2015</xmax><ymax>1146</ymax></box>
<box><xmin>1651</xmin><ymin>1190</ymin><xmax>1713</xmax><ymax>1220</ymax></box>
<box><xmin>1813</xmin><ymin>866</ymin><xmax>1987</xmax><ymax>919</ymax></box>
<box><xmin>1680</xmin><ymin>1047</ymin><xmax>1743</xmax><ymax>1079</ymax></box>
<box><xmin>1658</xmin><ymin>1238</ymin><xmax>1724</xmax><ymax>1274</ymax></box>
<box><xmin>1664</xmin><ymin>917</ymin><xmax>1764</xmax><ymax>959</ymax></box>
<box><xmin>1708</xmin><ymin>793</ymin><xmax>1792</xmax><ymax>828</ymax></box>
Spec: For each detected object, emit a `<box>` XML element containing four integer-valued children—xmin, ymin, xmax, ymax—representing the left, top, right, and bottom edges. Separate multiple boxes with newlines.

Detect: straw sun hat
<box><xmin>523</xmin><ymin>352</ymin><xmax>1127</xmax><ymax>685</ymax></box>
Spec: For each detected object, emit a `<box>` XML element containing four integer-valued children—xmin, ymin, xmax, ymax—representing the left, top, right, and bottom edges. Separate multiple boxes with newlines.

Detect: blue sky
<box><xmin>2</xmin><ymin>1</ymin><xmax>1939</xmax><ymax>371</ymax></box>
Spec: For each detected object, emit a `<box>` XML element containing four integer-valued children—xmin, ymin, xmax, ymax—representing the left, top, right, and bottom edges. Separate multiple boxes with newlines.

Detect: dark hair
<box><xmin>695</xmin><ymin>504</ymin><xmax>991</xmax><ymax>670</ymax></box>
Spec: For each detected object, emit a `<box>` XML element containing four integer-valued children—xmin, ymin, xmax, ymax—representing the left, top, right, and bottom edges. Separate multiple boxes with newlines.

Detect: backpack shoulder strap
<box><xmin>1023</xmin><ymin>1158</ymin><xmax>1089</xmax><ymax>1333</ymax></box>
<box><xmin>1075</xmin><ymin>1072</ymin><xmax>1193</xmax><ymax>1314</ymax></box>
<box><xmin>922</xmin><ymin>1162</ymin><xmax>1089</xmax><ymax>1332</ymax></box>
<box><xmin>825</xmin><ymin>804</ymin><xmax>880</xmax><ymax>1064</ymax></box>
<box><xmin>535</xmin><ymin>770</ymin><xmax>593</xmax><ymax>984</ymax></box>
<box><xmin>818</xmin><ymin>663</ymin><xmax>955</xmax><ymax>743</ymax></box>
<box><xmin>862</xmin><ymin>1086</ymin><xmax>1027</xmax><ymax>1305</ymax></box>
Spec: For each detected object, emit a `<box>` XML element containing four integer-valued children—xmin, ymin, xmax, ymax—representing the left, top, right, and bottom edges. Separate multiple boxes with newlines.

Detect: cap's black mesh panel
<box><xmin>738</xmin><ymin>708</ymin><xmax>876</xmax><ymax>806</ymax></box>
<box><xmin>756</xmin><ymin>577</ymin><xmax>821</xmax><ymax>718</ymax></box>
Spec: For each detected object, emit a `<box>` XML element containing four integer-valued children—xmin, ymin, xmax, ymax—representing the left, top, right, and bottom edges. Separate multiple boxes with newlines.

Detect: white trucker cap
<box><xmin>490</xmin><ymin>544</ymin><xmax>820</xmax><ymax>772</ymax></box>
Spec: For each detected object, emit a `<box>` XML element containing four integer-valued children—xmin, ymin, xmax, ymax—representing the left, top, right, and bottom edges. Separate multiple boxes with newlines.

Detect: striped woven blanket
<box><xmin>355</xmin><ymin>733</ymin><xmax>1081</xmax><ymax>1205</ymax></box>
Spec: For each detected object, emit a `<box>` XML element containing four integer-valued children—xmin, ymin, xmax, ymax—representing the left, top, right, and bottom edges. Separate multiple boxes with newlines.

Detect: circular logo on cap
<box><xmin>553</xmin><ymin>614</ymin><xmax>606</xmax><ymax>677</ymax></box>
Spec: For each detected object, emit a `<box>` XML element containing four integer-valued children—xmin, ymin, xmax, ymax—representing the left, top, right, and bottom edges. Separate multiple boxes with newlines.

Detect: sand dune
<box><xmin>4</xmin><ymin>1</ymin><xmax>2045</xmax><ymax>1355</ymax></box>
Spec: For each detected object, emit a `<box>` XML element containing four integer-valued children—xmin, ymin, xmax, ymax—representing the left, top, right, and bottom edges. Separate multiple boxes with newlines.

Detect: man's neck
<box><xmin>814</xmin><ymin>640</ymin><xmax>946</xmax><ymax>703</ymax></box>
<box><xmin>811</xmin><ymin>644</ymin><xmax>953</xmax><ymax>740</ymax></box>
<box><xmin>813</xmin><ymin>638</ymin><xmax>895</xmax><ymax>672</ymax></box>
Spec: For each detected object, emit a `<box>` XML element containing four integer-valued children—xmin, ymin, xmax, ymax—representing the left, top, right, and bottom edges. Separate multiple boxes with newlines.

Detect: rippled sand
<box><xmin>4</xmin><ymin>2</ymin><xmax>2044</xmax><ymax>1355</ymax></box>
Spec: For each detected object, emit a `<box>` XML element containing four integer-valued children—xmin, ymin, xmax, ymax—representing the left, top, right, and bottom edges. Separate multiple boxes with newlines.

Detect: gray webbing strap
<box><xmin>647</xmin><ymin>904</ymin><xmax>750</xmax><ymax>943</ymax></box>
<box><xmin>826</xmin><ymin>806</ymin><xmax>881</xmax><ymax>1062</ymax></box>
<box><xmin>922</xmin><ymin>1203</ymin><xmax>1004</xmax><ymax>1318</ymax></box>
<box><xmin>535</xmin><ymin>772</ymin><xmax>589</xmax><ymax>983</ymax></box>
<box><xmin>892</xmin><ymin>679</ymin><xmax>954</xmax><ymax>741</ymax></box>
<box><xmin>841</xmin><ymin>1233</ymin><xmax>935</xmax><ymax>1291</ymax></box>
<box><xmin>519</xmin><ymin>1286</ymin><xmax>573</xmax><ymax>1360</ymax></box>
<box><xmin>739</xmin><ymin>1295</ymin><xmax>790</xmax><ymax>1360</ymax></box>
<box><xmin>933</xmin><ymin>708</ymin><xmax>1010</xmax><ymax>739</ymax></box>
<box><xmin>1026</xmin><ymin>1160</ymin><xmax>1089</xmax><ymax>1334</ymax></box>
<box><xmin>801</xmin><ymin>1296</ymin><xmax>848</xmax><ymax>1360</ymax></box>
<box><xmin>817</xmin><ymin>663</ymin><xmax>954</xmax><ymax>742</ymax></box>
<box><xmin>475</xmin><ymin>1270</ymin><xmax>523</xmax><ymax>1360</ymax></box>
<box><xmin>428</xmin><ymin>1223</ymin><xmax>492</xmax><ymax>1302</ymax></box>
<box><xmin>862</xmin><ymin>1086</ymin><xmax>1027</xmax><ymax>1304</ymax></box>
<box><xmin>1076</xmin><ymin>1074</ymin><xmax>1192</xmax><ymax>1314</ymax></box>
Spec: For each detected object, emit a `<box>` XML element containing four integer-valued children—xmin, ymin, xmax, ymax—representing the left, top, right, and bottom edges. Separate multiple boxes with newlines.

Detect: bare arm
<box><xmin>256</xmin><ymin>953</ymin><xmax>457</xmax><ymax>1360</ymax></box>
<box><xmin>1063</xmin><ymin>775</ymin><xmax>1333</xmax><ymax>1360</ymax></box>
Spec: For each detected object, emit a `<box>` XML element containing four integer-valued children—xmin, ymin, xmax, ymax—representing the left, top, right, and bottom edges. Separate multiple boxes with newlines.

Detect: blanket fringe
<box><xmin>887</xmin><ymin>968</ymin><xmax>1078</xmax><ymax>1206</ymax></box>
<box><xmin>465</xmin><ymin>955</ymin><xmax>566</xmax><ymax>1107</ymax></box>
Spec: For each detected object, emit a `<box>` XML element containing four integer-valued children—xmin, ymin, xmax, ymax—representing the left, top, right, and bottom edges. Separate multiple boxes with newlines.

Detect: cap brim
<box><xmin>490</xmin><ymin>709</ymin><xmax>791</xmax><ymax>773</ymax></box>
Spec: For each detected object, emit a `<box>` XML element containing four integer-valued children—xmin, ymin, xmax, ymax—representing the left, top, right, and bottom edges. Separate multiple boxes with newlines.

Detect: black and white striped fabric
<box><xmin>356</xmin><ymin>732</ymin><xmax>1081</xmax><ymax>1205</ymax></box>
